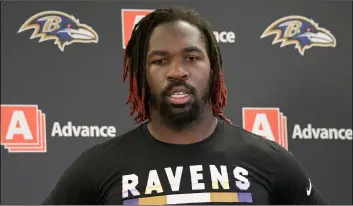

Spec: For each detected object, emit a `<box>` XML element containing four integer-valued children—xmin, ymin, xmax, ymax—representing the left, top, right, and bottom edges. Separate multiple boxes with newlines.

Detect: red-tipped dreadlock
<box><xmin>122</xmin><ymin>6</ymin><xmax>231</xmax><ymax>124</ymax></box>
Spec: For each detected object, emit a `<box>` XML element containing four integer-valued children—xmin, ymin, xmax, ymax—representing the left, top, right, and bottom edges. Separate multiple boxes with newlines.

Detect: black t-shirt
<box><xmin>43</xmin><ymin>120</ymin><xmax>327</xmax><ymax>205</ymax></box>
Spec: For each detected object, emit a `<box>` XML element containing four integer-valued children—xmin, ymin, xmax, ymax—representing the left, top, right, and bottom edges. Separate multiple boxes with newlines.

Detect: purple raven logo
<box><xmin>261</xmin><ymin>16</ymin><xmax>336</xmax><ymax>56</ymax></box>
<box><xmin>18</xmin><ymin>11</ymin><xmax>99</xmax><ymax>51</ymax></box>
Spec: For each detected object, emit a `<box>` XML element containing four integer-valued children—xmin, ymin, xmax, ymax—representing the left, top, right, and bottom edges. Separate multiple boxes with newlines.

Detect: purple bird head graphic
<box><xmin>18</xmin><ymin>11</ymin><xmax>99</xmax><ymax>51</ymax></box>
<box><xmin>261</xmin><ymin>16</ymin><xmax>336</xmax><ymax>56</ymax></box>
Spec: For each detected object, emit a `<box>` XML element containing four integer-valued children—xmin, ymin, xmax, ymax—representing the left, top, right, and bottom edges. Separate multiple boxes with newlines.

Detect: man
<box><xmin>43</xmin><ymin>6</ymin><xmax>328</xmax><ymax>205</ymax></box>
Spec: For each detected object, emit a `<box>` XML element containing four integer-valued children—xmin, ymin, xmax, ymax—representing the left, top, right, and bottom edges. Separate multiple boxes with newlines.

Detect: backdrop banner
<box><xmin>1</xmin><ymin>0</ymin><xmax>352</xmax><ymax>204</ymax></box>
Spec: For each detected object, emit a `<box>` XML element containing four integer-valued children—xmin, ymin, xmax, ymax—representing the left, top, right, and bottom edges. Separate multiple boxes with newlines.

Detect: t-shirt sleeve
<box><xmin>42</xmin><ymin>151</ymin><xmax>100</xmax><ymax>204</ymax></box>
<box><xmin>268</xmin><ymin>142</ymin><xmax>328</xmax><ymax>205</ymax></box>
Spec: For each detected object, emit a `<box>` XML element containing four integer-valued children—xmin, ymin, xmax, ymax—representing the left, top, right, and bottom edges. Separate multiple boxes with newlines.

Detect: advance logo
<box><xmin>51</xmin><ymin>121</ymin><xmax>116</xmax><ymax>138</ymax></box>
<box><xmin>242</xmin><ymin>107</ymin><xmax>352</xmax><ymax>149</ymax></box>
<box><xmin>1</xmin><ymin>105</ymin><xmax>47</xmax><ymax>153</ymax></box>
<box><xmin>121</xmin><ymin>9</ymin><xmax>235</xmax><ymax>48</ymax></box>
<box><xmin>1</xmin><ymin>104</ymin><xmax>116</xmax><ymax>153</ymax></box>
<box><xmin>292</xmin><ymin>124</ymin><xmax>352</xmax><ymax>141</ymax></box>
<box><xmin>242</xmin><ymin>107</ymin><xmax>288</xmax><ymax>150</ymax></box>
<box><xmin>121</xmin><ymin>9</ymin><xmax>154</xmax><ymax>49</ymax></box>
<box><xmin>213</xmin><ymin>31</ymin><xmax>236</xmax><ymax>43</ymax></box>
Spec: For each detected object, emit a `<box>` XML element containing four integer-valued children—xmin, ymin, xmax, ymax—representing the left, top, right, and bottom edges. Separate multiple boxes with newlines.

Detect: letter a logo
<box><xmin>121</xmin><ymin>9</ymin><xmax>154</xmax><ymax>49</ymax></box>
<box><xmin>1</xmin><ymin>105</ymin><xmax>47</xmax><ymax>153</ymax></box>
<box><xmin>242</xmin><ymin>107</ymin><xmax>288</xmax><ymax>150</ymax></box>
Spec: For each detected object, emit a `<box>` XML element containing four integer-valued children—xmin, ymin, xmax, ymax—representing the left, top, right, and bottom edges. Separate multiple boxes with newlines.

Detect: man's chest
<box><xmin>100</xmin><ymin>159</ymin><xmax>272</xmax><ymax>205</ymax></box>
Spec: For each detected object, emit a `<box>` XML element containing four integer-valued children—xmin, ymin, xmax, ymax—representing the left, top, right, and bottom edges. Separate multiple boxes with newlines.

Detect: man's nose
<box><xmin>166</xmin><ymin>61</ymin><xmax>189</xmax><ymax>81</ymax></box>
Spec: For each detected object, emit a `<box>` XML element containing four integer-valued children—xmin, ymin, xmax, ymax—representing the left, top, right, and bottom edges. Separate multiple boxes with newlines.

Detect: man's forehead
<box><xmin>148</xmin><ymin>21</ymin><xmax>206</xmax><ymax>53</ymax></box>
<box><xmin>153</xmin><ymin>20</ymin><xmax>199</xmax><ymax>34</ymax></box>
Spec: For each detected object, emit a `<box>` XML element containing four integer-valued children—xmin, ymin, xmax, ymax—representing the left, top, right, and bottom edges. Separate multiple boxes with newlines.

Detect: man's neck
<box><xmin>147</xmin><ymin>108</ymin><xmax>218</xmax><ymax>145</ymax></box>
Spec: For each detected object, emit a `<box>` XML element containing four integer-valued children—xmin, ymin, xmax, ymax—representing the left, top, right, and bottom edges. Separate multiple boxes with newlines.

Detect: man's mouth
<box><xmin>170</xmin><ymin>92</ymin><xmax>189</xmax><ymax>98</ymax></box>
<box><xmin>167</xmin><ymin>86</ymin><xmax>192</xmax><ymax>105</ymax></box>
<box><xmin>167</xmin><ymin>86</ymin><xmax>191</xmax><ymax>96</ymax></box>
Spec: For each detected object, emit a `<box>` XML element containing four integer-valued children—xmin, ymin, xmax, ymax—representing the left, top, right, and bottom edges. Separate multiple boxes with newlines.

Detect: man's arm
<box><xmin>269</xmin><ymin>142</ymin><xmax>328</xmax><ymax>205</ymax></box>
<box><xmin>42</xmin><ymin>152</ymin><xmax>100</xmax><ymax>204</ymax></box>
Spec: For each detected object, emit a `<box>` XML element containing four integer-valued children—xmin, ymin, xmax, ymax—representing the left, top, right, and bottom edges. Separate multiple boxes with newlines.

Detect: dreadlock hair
<box><xmin>123</xmin><ymin>6</ymin><xmax>231</xmax><ymax>124</ymax></box>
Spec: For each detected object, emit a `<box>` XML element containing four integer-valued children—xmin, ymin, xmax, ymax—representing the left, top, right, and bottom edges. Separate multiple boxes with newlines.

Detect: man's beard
<box><xmin>149</xmin><ymin>80</ymin><xmax>210</xmax><ymax>131</ymax></box>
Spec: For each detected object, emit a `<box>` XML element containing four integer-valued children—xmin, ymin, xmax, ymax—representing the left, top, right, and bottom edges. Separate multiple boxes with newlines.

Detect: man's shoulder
<box><xmin>66</xmin><ymin>124</ymin><xmax>145</xmax><ymax>172</ymax></box>
<box><xmin>82</xmin><ymin>123</ymin><xmax>144</xmax><ymax>158</ymax></box>
<box><xmin>223</xmin><ymin>122</ymin><xmax>292</xmax><ymax>162</ymax></box>
<box><xmin>221</xmin><ymin>122</ymin><xmax>297</xmax><ymax>181</ymax></box>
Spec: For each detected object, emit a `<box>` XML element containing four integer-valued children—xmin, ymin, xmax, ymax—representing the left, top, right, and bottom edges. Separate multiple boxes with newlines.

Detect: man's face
<box><xmin>146</xmin><ymin>20</ymin><xmax>211</xmax><ymax>128</ymax></box>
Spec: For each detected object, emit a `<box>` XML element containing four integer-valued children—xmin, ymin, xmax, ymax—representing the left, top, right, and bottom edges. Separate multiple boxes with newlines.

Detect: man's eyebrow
<box><xmin>147</xmin><ymin>50</ymin><xmax>169</xmax><ymax>59</ymax></box>
<box><xmin>182</xmin><ymin>46</ymin><xmax>203</xmax><ymax>54</ymax></box>
<box><xmin>147</xmin><ymin>46</ymin><xmax>203</xmax><ymax>59</ymax></box>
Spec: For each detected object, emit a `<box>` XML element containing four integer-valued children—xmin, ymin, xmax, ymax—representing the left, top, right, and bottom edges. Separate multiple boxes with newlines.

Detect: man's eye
<box><xmin>186</xmin><ymin>56</ymin><xmax>199</xmax><ymax>61</ymax></box>
<box><xmin>152</xmin><ymin>59</ymin><xmax>167</xmax><ymax>65</ymax></box>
